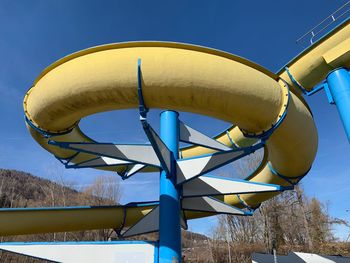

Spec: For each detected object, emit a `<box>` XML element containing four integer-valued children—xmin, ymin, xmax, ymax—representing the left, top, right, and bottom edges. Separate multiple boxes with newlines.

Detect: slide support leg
<box><xmin>159</xmin><ymin>110</ymin><xmax>181</xmax><ymax>263</ymax></box>
<box><xmin>327</xmin><ymin>68</ymin><xmax>350</xmax><ymax>142</ymax></box>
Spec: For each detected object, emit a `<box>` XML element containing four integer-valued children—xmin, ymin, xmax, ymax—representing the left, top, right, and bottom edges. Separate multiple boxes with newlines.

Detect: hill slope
<box><xmin>0</xmin><ymin>169</ymin><xmax>210</xmax><ymax>262</ymax></box>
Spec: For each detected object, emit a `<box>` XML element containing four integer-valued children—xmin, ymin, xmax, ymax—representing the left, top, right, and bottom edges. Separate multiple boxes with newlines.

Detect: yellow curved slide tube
<box><xmin>8</xmin><ymin>20</ymin><xmax>346</xmax><ymax>236</ymax></box>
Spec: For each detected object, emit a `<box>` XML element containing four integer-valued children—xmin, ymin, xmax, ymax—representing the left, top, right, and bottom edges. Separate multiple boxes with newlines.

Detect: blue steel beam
<box><xmin>159</xmin><ymin>110</ymin><xmax>181</xmax><ymax>263</ymax></box>
<box><xmin>326</xmin><ymin>68</ymin><xmax>350</xmax><ymax>142</ymax></box>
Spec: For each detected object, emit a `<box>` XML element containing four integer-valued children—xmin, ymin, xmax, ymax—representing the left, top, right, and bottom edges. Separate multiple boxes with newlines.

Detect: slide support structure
<box><xmin>326</xmin><ymin>68</ymin><xmax>350</xmax><ymax>142</ymax></box>
<box><xmin>159</xmin><ymin>110</ymin><xmax>181</xmax><ymax>263</ymax></box>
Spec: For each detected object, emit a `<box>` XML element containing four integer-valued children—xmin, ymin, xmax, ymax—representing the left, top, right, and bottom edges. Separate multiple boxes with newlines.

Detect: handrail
<box><xmin>296</xmin><ymin>1</ymin><xmax>350</xmax><ymax>45</ymax></box>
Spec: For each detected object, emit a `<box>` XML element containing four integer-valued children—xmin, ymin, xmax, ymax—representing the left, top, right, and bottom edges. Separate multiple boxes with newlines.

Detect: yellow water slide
<box><xmin>1</xmin><ymin>20</ymin><xmax>349</xmax><ymax>236</ymax></box>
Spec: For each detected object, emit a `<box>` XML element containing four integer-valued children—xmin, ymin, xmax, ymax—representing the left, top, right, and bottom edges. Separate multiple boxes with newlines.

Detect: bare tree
<box><xmin>82</xmin><ymin>174</ymin><xmax>121</xmax><ymax>241</ymax></box>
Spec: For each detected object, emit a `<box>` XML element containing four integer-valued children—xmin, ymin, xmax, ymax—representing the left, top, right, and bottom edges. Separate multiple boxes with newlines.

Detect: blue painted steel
<box><xmin>0</xmin><ymin>201</ymin><xmax>159</xmax><ymax>211</ymax></box>
<box><xmin>24</xmin><ymin>116</ymin><xmax>76</xmax><ymax>138</ymax></box>
<box><xmin>154</xmin><ymin>241</ymin><xmax>159</xmax><ymax>263</ymax></box>
<box><xmin>267</xmin><ymin>162</ymin><xmax>309</xmax><ymax>186</ymax></box>
<box><xmin>307</xmin><ymin>81</ymin><xmax>329</xmax><ymax>97</ymax></box>
<box><xmin>236</xmin><ymin>194</ymin><xmax>254</xmax><ymax>211</ymax></box>
<box><xmin>225</xmin><ymin>130</ymin><xmax>238</xmax><ymax>148</ymax></box>
<box><xmin>159</xmin><ymin>110</ymin><xmax>181</xmax><ymax>263</ymax></box>
<box><xmin>324</xmin><ymin>83</ymin><xmax>335</xmax><ymax>104</ymax></box>
<box><xmin>327</xmin><ymin>68</ymin><xmax>350</xmax><ymax>142</ymax></box>
<box><xmin>240</xmin><ymin>83</ymin><xmax>290</xmax><ymax>140</ymax></box>
<box><xmin>115</xmin><ymin>205</ymin><xmax>127</xmax><ymax>237</ymax></box>
<box><xmin>142</xmin><ymin>121</ymin><xmax>172</xmax><ymax>175</ymax></box>
<box><xmin>137</xmin><ymin>58</ymin><xmax>149</xmax><ymax>119</ymax></box>
<box><xmin>285</xmin><ymin>66</ymin><xmax>308</xmax><ymax>95</ymax></box>
<box><xmin>0</xmin><ymin>241</ymin><xmax>158</xmax><ymax>246</ymax></box>
<box><xmin>284</xmin><ymin>67</ymin><xmax>336</xmax><ymax>103</ymax></box>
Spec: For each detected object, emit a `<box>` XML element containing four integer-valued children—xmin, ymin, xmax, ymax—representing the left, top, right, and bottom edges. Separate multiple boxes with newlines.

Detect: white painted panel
<box><xmin>179</xmin><ymin>122</ymin><xmax>230</xmax><ymax>151</ymax></box>
<box><xmin>294</xmin><ymin>252</ymin><xmax>350</xmax><ymax>263</ymax></box>
<box><xmin>74</xmin><ymin>157</ymin><xmax>131</xmax><ymax>168</ymax></box>
<box><xmin>183</xmin><ymin>176</ymin><xmax>280</xmax><ymax>197</ymax></box>
<box><xmin>252</xmin><ymin>252</ymin><xmax>350</xmax><ymax>263</ymax></box>
<box><xmin>66</xmin><ymin>143</ymin><xmax>160</xmax><ymax>167</ymax></box>
<box><xmin>177</xmin><ymin>155</ymin><xmax>212</xmax><ymax>182</ymax></box>
<box><xmin>177</xmin><ymin>149</ymin><xmax>246</xmax><ymax>184</ymax></box>
<box><xmin>0</xmin><ymin>242</ymin><xmax>156</xmax><ymax>263</ymax></box>
<box><xmin>125</xmin><ymin>164</ymin><xmax>146</xmax><ymax>177</ymax></box>
<box><xmin>182</xmin><ymin>196</ymin><xmax>245</xmax><ymax>215</ymax></box>
<box><xmin>102</xmin><ymin>157</ymin><xmax>131</xmax><ymax>165</ymax></box>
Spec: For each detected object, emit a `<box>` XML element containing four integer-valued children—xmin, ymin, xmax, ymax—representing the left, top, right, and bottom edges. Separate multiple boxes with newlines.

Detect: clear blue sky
<box><xmin>0</xmin><ymin>0</ymin><xmax>349</xmax><ymax>239</ymax></box>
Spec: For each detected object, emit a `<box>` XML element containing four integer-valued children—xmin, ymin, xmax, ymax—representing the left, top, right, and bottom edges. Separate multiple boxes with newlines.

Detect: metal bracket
<box><xmin>285</xmin><ymin>66</ymin><xmax>309</xmax><ymax>95</ymax></box>
<box><xmin>25</xmin><ymin>116</ymin><xmax>76</xmax><ymax>138</ymax></box>
<box><xmin>240</xmin><ymin>80</ymin><xmax>290</xmax><ymax>140</ymax></box>
<box><xmin>285</xmin><ymin>66</ymin><xmax>335</xmax><ymax>104</ymax></box>
<box><xmin>137</xmin><ymin>58</ymin><xmax>149</xmax><ymax>120</ymax></box>
<box><xmin>268</xmin><ymin>162</ymin><xmax>309</xmax><ymax>186</ymax></box>
<box><xmin>237</xmin><ymin>194</ymin><xmax>255</xmax><ymax>212</ymax></box>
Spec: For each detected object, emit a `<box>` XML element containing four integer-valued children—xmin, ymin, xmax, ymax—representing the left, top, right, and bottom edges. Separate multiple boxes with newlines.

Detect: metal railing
<box><xmin>296</xmin><ymin>1</ymin><xmax>350</xmax><ymax>46</ymax></box>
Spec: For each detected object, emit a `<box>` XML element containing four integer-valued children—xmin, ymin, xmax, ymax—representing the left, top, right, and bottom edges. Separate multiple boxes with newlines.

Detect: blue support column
<box><xmin>327</xmin><ymin>68</ymin><xmax>350</xmax><ymax>142</ymax></box>
<box><xmin>159</xmin><ymin>110</ymin><xmax>181</xmax><ymax>263</ymax></box>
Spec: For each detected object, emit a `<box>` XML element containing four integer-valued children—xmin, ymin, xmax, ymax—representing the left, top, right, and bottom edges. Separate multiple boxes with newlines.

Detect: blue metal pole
<box><xmin>159</xmin><ymin>110</ymin><xmax>181</xmax><ymax>263</ymax></box>
<box><xmin>327</xmin><ymin>68</ymin><xmax>350</xmax><ymax>142</ymax></box>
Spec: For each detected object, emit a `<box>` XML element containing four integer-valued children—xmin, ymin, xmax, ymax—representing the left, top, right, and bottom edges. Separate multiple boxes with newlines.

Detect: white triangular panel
<box><xmin>182</xmin><ymin>175</ymin><xmax>281</xmax><ymax>197</ymax></box>
<box><xmin>252</xmin><ymin>251</ymin><xmax>350</xmax><ymax>263</ymax></box>
<box><xmin>55</xmin><ymin>143</ymin><xmax>160</xmax><ymax>167</ymax></box>
<box><xmin>176</xmin><ymin>149</ymin><xmax>246</xmax><ymax>184</ymax></box>
<box><xmin>74</xmin><ymin>157</ymin><xmax>131</xmax><ymax>168</ymax></box>
<box><xmin>102</xmin><ymin>157</ymin><xmax>131</xmax><ymax>165</ymax></box>
<box><xmin>0</xmin><ymin>242</ymin><xmax>156</xmax><ymax>263</ymax></box>
<box><xmin>122</xmin><ymin>206</ymin><xmax>159</xmax><ymax>238</ymax></box>
<box><xmin>182</xmin><ymin>196</ymin><xmax>246</xmax><ymax>215</ymax></box>
<box><xmin>177</xmin><ymin>155</ymin><xmax>212</xmax><ymax>183</ymax></box>
<box><xmin>293</xmin><ymin>252</ymin><xmax>348</xmax><ymax>262</ymax></box>
<box><xmin>179</xmin><ymin>122</ymin><xmax>230</xmax><ymax>151</ymax></box>
<box><xmin>124</xmin><ymin>164</ymin><xmax>146</xmax><ymax>177</ymax></box>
